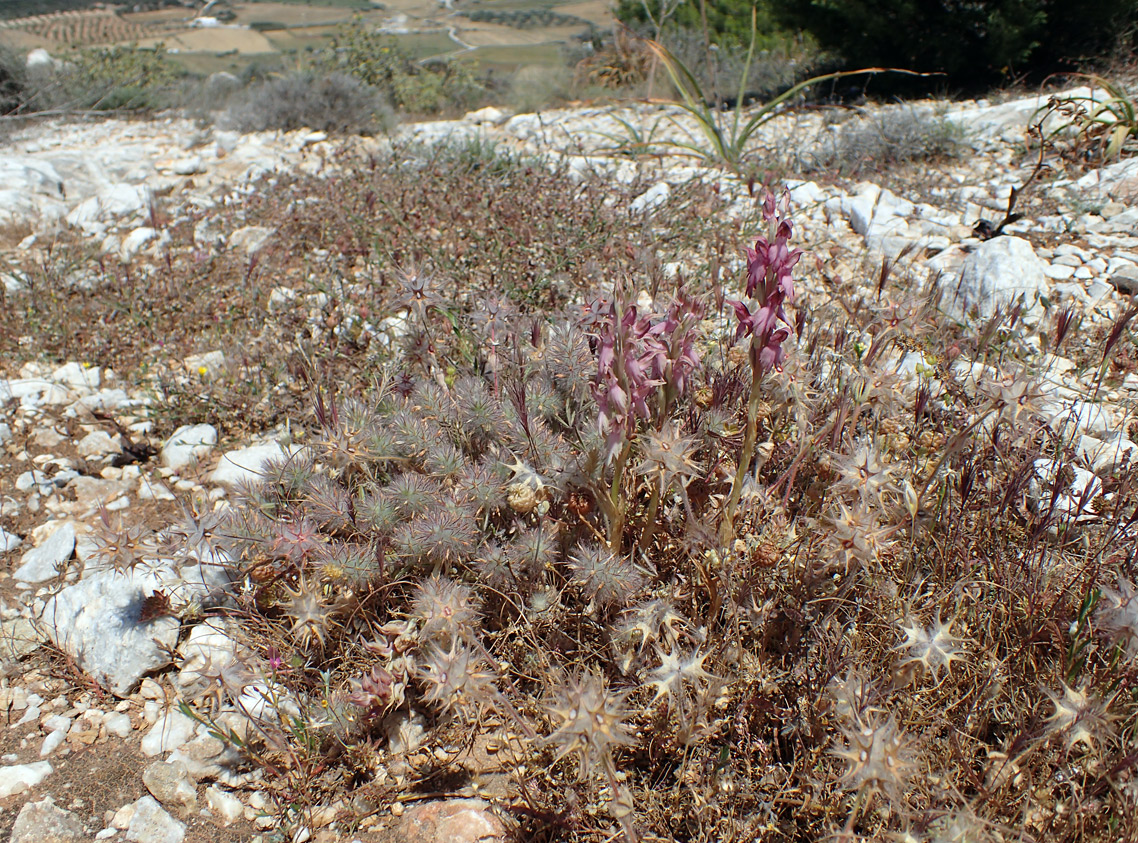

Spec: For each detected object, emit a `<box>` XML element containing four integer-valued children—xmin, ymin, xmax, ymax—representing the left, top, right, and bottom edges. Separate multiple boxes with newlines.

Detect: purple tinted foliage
<box><xmin>586</xmin><ymin>295</ymin><xmax>703</xmax><ymax>460</ymax></box>
<box><xmin>731</xmin><ymin>190</ymin><xmax>801</xmax><ymax>373</ymax></box>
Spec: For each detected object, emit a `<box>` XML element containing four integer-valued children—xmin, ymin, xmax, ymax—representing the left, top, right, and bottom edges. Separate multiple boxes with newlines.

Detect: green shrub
<box><xmin>507</xmin><ymin>64</ymin><xmax>572</xmax><ymax>113</ymax></box>
<box><xmin>313</xmin><ymin>20</ymin><xmax>486</xmax><ymax>115</ymax></box>
<box><xmin>774</xmin><ymin>0</ymin><xmax>1138</xmax><ymax>91</ymax></box>
<box><xmin>218</xmin><ymin>71</ymin><xmax>394</xmax><ymax>135</ymax></box>
<box><xmin>27</xmin><ymin>43</ymin><xmax>191</xmax><ymax>112</ymax></box>
<box><xmin>616</xmin><ymin>0</ymin><xmax>788</xmax><ymax>51</ymax></box>
<box><xmin>657</xmin><ymin>24</ymin><xmax>825</xmax><ymax>104</ymax></box>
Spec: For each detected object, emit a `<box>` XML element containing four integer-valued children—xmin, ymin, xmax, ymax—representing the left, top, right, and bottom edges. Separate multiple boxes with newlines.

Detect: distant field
<box><xmin>0</xmin><ymin>0</ymin><xmax>610</xmax><ymax>73</ymax></box>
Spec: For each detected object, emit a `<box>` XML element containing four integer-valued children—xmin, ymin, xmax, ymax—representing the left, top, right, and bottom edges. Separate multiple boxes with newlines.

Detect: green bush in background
<box><xmin>616</xmin><ymin>0</ymin><xmax>788</xmax><ymax>51</ymax></box>
<box><xmin>313</xmin><ymin>20</ymin><xmax>486</xmax><ymax>115</ymax></box>
<box><xmin>773</xmin><ymin>0</ymin><xmax>1138</xmax><ymax>91</ymax></box>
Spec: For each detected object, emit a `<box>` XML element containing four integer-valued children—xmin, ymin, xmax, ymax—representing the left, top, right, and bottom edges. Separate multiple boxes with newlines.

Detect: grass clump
<box><xmin>218</xmin><ymin>71</ymin><xmax>394</xmax><ymax>135</ymax></box>
<box><xmin>807</xmin><ymin>103</ymin><xmax>969</xmax><ymax>175</ymax></box>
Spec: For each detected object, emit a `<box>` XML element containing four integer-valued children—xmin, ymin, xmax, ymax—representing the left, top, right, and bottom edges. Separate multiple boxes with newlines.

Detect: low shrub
<box><xmin>14</xmin><ymin>42</ymin><xmax>191</xmax><ymax>113</ymax></box>
<box><xmin>806</xmin><ymin>103</ymin><xmax>969</xmax><ymax>175</ymax></box>
<box><xmin>0</xmin><ymin>42</ymin><xmax>26</xmax><ymax>115</ymax></box>
<box><xmin>507</xmin><ymin>63</ymin><xmax>572</xmax><ymax>113</ymax></box>
<box><xmin>217</xmin><ymin>71</ymin><xmax>394</xmax><ymax>135</ymax></box>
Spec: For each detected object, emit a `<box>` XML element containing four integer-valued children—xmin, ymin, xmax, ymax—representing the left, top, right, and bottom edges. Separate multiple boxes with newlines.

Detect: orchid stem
<box><xmin>721</xmin><ymin>357</ymin><xmax>763</xmax><ymax>545</ymax></box>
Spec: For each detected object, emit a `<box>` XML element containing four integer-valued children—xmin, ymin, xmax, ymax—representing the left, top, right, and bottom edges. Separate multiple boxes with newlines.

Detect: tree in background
<box><xmin>616</xmin><ymin>0</ymin><xmax>788</xmax><ymax>51</ymax></box>
<box><xmin>771</xmin><ymin>0</ymin><xmax>1138</xmax><ymax>92</ymax></box>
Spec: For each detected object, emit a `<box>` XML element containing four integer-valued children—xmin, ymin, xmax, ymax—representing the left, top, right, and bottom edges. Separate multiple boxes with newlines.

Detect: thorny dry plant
<box><xmin>6</xmin><ymin>140</ymin><xmax>1138</xmax><ymax>842</ymax></box>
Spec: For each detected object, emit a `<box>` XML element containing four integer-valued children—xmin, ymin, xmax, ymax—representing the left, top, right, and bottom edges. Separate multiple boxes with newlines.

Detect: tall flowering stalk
<box><xmin>721</xmin><ymin>190</ymin><xmax>801</xmax><ymax>542</ymax></box>
<box><xmin>588</xmin><ymin>294</ymin><xmax>702</xmax><ymax>553</ymax></box>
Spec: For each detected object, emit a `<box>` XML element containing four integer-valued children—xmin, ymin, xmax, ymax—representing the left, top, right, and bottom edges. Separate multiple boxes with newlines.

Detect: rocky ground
<box><xmin>1</xmin><ymin>87</ymin><xmax>1137</xmax><ymax>842</ymax></box>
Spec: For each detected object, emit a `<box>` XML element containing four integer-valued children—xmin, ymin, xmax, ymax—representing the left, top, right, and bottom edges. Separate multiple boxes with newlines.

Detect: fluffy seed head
<box><xmin>508</xmin><ymin>523</ymin><xmax>559</xmax><ymax>582</ymax></box>
<box><xmin>383</xmin><ymin>473</ymin><xmax>441</xmax><ymax>519</ymax></box>
<box><xmin>831</xmin><ymin>439</ymin><xmax>896</xmax><ymax>508</ymax></box>
<box><xmin>279</xmin><ymin>578</ymin><xmax>337</xmax><ymax>649</ymax></box>
<box><xmin>454</xmin><ymin>460</ymin><xmax>505</xmax><ymax>513</ymax></box>
<box><xmin>567</xmin><ymin>543</ymin><xmax>645</xmax><ymax>609</ymax></box>
<box><xmin>633</xmin><ymin>422</ymin><xmax>703</xmax><ymax>493</ymax></box>
<box><xmin>394</xmin><ymin>508</ymin><xmax>476</xmax><ymax>568</ymax></box>
<box><xmin>411</xmin><ymin>575</ymin><xmax>480</xmax><ymax>644</ymax></box>
<box><xmin>320</xmin><ymin>541</ymin><xmax>378</xmax><ymax>585</ymax></box>
<box><xmin>645</xmin><ymin>645</ymin><xmax>714</xmax><ymax>707</ymax></box>
<box><xmin>268</xmin><ymin>516</ymin><xmax>323</xmax><ymax>567</ymax></box>
<box><xmin>417</xmin><ymin>639</ymin><xmax>499</xmax><ymax>716</ymax></box>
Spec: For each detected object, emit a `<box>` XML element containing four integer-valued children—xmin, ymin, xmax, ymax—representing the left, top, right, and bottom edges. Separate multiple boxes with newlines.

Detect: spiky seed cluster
<box><xmin>823</xmin><ymin>503</ymin><xmax>891</xmax><ymax>573</ymax></box>
<box><xmin>268</xmin><ymin>516</ymin><xmax>323</xmax><ymax>566</ymax></box>
<box><xmin>279</xmin><ymin>578</ymin><xmax>337</xmax><ymax>648</ymax></box>
<box><xmin>315</xmin><ymin>398</ymin><xmax>378</xmax><ymax>470</ymax></box>
<box><xmin>545</xmin><ymin>669</ymin><xmax>634</xmax><ymax>780</ymax></box>
<box><xmin>634</xmin><ymin>423</ymin><xmax>703</xmax><ymax>494</ymax></box>
<box><xmin>417</xmin><ymin>639</ymin><xmax>499</xmax><ymax>716</ymax></box>
<box><xmin>455</xmin><ymin>376</ymin><xmax>507</xmax><ymax>456</ymax></box>
<box><xmin>645</xmin><ymin>646</ymin><xmax>714</xmax><ymax>709</ymax></box>
<box><xmin>265</xmin><ymin>451</ymin><xmax>318</xmax><ymax>499</ymax></box>
<box><xmin>394</xmin><ymin>508</ymin><xmax>477</xmax><ymax>568</ymax></box>
<box><xmin>383</xmin><ymin>474</ymin><xmax>441</xmax><ymax>518</ymax></box>
<box><xmin>828</xmin><ymin>667</ymin><xmax>875</xmax><ymax>723</ymax></box>
<box><xmin>302</xmin><ymin>476</ymin><xmax>354</xmax><ymax>532</ymax></box>
<box><xmin>411</xmin><ymin>576</ymin><xmax>480</xmax><ymax>645</ymax></box>
<box><xmin>454</xmin><ymin>461</ymin><xmax>505</xmax><ymax>513</ymax></box>
<box><xmin>1044</xmin><ymin>682</ymin><xmax>1115</xmax><ymax>752</ymax></box>
<box><xmin>832</xmin><ymin>711</ymin><xmax>918</xmax><ymax>801</ymax></box>
<box><xmin>567</xmin><ymin>544</ymin><xmax>644</xmax><ymax>609</ymax></box>
<box><xmin>614</xmin><ymin>599</ymin><xmax>688</xmax><ymax>666</ymax></box>
<box><xmin>357</xmin><ymin>491</ymin><xmax>400</xmax><ymax>533</ymax></box>
<box><xmin>508</xmin><ymin>523</ymin><xmax>558</xmax><ymax>583</ymax></box>
<box><xmin>180</xmin><ymin>650</ymin><xmax>252</xmax><ymax>714</ymax></box>
<box><xmin>894</xmin><ymin>615</ymin><xmax>967</xmax><ymax>680</ymax></box>
<box><xmin>319</xmin><ymin>541</ymin><xmax>377</xmax><ymax>585</ymax></box>
<box><xmin>89</xmin><ymin>514</ymin><xmax>157</xmax><ymax>576</ymax></box>
<box><xmin>832</xmin><ymin>440</ymin><xmax>897</xmax><ymax>508</ymax></box>
<box><xmin>1095</xmin><ymin>578</ymin><xmax>1138</xmax><ymax>660</ymax></box>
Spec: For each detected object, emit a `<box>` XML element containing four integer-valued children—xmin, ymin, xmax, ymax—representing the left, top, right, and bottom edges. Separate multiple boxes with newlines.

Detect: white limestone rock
<box><xmin>76</xmin><ymin>430</ymin><xmax>123</xmax><ymax>459</ymax></box>
<box><xmin>141</xmin><ymin>708</ymin><xmax>197</xmax><ymax>757</ymax></box>
<box><xmin>125</xmin><ymin>796</ymin><xmax>185</xmax><ymax>843</ymax></box>
<box><xmin>9</xmin><ymin>795</ymin><xmax>83</xmax><ymax>843</ymax></box>
<box><xmin>205</xmin><ymin>785</ymin><xmax>244</xmax><ymax>825</ymax></box>
<box><xmin>160</xmin><ymin>424</ymin><xmax>218</xmax><ymax>471</ymax></box>
<box><xmin>40</xmin><ymin>566</ymin><xmax>181</xmax><ymax>696</ymax></box>
<box><xmin>948</xmin><ymin>236</ymin><xmax>1048</xmax><ymax>322</ymax></box>
<box><xmin>14</xmin><ymin>522</ymin><xmax>76</xmax><ymax>583</ymax></box>
<box><xmin>210</xmin><ymin>441</ymin><xmax>302</xmax><ymax>487</ymax></box>
<box><xmin>142</xmin><ymin>760</ymin><xmax>198</xmax><ymax>817</ymax></box>
<box><xmin>0</xmin><ymin>761</ymin><xmax>53</xmax><ymax>798</ymax></box>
